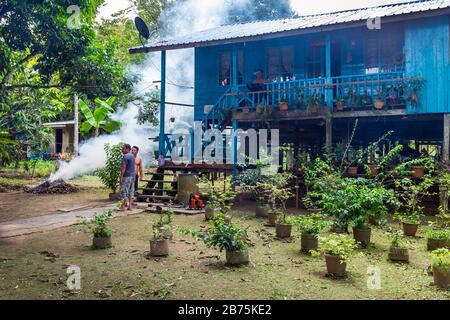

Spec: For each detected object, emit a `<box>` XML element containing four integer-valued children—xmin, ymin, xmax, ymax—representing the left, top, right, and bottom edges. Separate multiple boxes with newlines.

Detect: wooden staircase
<box><xmin>136</xmin><ymin>168</ymin><xmax>178</xmax><ymax>204</ymax></box>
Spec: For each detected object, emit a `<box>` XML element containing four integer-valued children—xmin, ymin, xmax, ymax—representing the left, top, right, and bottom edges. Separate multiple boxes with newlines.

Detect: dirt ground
<box><xmin>0</xmin><ymin>209</ymin><xmax>449</xmax><ymax>300</ymax></box>
<box><xmin>0</xmin><ymin>175</ymin><xmax>112</xmax><ymax>223</ymax></box>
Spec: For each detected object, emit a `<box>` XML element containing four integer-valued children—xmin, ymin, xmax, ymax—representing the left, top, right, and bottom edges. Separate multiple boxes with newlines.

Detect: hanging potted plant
<box><xmin>79</xmin><ymin>206</ymin><xmax>117</xmax><ymax>249</ymax></box>
<box><xmin>430</xmin><ymin>248</ymin><xmax>450</xmax><ymax>289</ymax></box>
<box><xmin>180</xmin><ymin>212</ymin><xmax>249</xmax><ymax>266</ymax></box>
<box><xmin>290</xmin><ymin>214</ymin><xmax>330</xmax><ymax>253</ymax></box>
<box><xmin>387</xmin><ymin>230</ymin><xmax>410</xmax><ymax>262</ymax></box>
<box><xmin>426</xmin><ymin>223</ymin><xmax>450</xmax><ymax>251</ymax></box>
<box><xmin>312</xmin><ymin>234</ymin><xmax>357</xmax><ymax>277</ymax></box>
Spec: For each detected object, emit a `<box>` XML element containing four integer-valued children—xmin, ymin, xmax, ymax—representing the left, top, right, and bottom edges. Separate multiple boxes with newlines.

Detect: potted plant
<box><xmin>373</xmin><ymin>87</ymin><xmax>386</xmax><ymax>110</ymax></box>
<box><xmin>219</xmin><ymin>107</ymin><xmax>233</xmax><ymax>127</ymax></box>
<box><xmin>387</xmin><ymin>230</ymin><xmax>409</xmax><ymax>262</ymax></box>
<box><xmin>242</xmin><ymin>105</ymin><xmax>250</xmax><ymax>113</ymax></box>
<box><xmin>334</xmin><ymin>98</ymin><xmax>345</xmax><ymax>112</ymax></box>
<box><xmin>203</xmin><ymin>179</ymin><xmax>236</xmax><ymax>221</ymax></box>
<box><xmin>180</xmin><ymin>212</ymin><xmax>249</xmax><ymax>266</ymax></box>
<box><xmin>279</xmin><ymin>99</ymin><xmax>288</xmax><ymax>111</ymax></box>
<box><xmin>430</xmin><ymin>248</ymin><xmax>450</xmax><ymax>289</ymax></box>
<box><xmin>79</xmin><ymin>206</ymin><xmax>117</xmax><ymax>249</ymax></box>
<box><xmin>290</xmin><ymin>214</ymin><xmax>330</xmax><ymax>253</ymax></box>
<box><xmin>312</xmin><ymin>234</ymin><xmax>357</xmax><ymax>277</ymax></box>
<box><xmin>306</xmin><ymin>94</ymin><xmax>321</xmax><ymax>115</ymax></box>
<box><xmin>260</xmin><ymin>173</ymin><xmax>293</xmax><ymax>232</ymax></box>
<box><xmin>426</xmin><ymin>223</ymin><xmax>450</xmax><ymax>251</ymax></box>
<box><xmin>394</xmin><ymin>175</ymin><xmax>434</xmax><ymax>237</ymax></box>
<box><xmin>347</xmin><ymin>166</ymin><xmax>358</xmax><ymax>176</ymax></box>
<box><xmin>256</xmin><ymin>104</ymin><xmax>264</xmax><ymax>114</ymax></box>
<box><xmin>96</xmin><ymin>143</ymin><xmax>124</xmax><ymax>200</ymax></box>
<box><xmin>365</xmin><ymin>184</ymin><xmax>399</xmax><ymax>226</ymax></box>
<box><xmin>408</xmin><ymin>79</ymin><xmax>425</xmax><ymax>108</ymax></box>
<box><xmin>150</xmin><ymin>221</ymin><xmax>170</xmax><ymax>257</ymax></box>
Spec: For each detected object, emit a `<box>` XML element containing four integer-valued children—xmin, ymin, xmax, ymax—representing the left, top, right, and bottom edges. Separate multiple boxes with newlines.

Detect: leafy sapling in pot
<box><xmin>430</xmin><ymin>248</ymin><xmax>450</xmax><ymax>289</ymax></box>
<box><xmin>387</xmin><ymin>230</ymin><xmax>409</xmax><ymax>262</ymax></box>
<box><xmin>149</xmin><ymin>202</ymin><xmax>174</xmax><ymax>257</ymax></box>
<box><xmin>179</xmin><ymin>211</ymin><xmax>249</xmax><ymax>266</ymax></box>
<box><xmin>312</xmin><ymin>234</ymin><xmax>357</xmax><ymax>277</ymax></box>
<box><xmin>289</xmin><ymin>214</ymin><xmax>330</xmax><ymax>253</ymax></box>
<box><xmin>79</xmin><ymin>206</ymin><xmax>118</xmax><ymax>249</ymax></box>
<box><xmin>426</xmin><ymin>222</ymin><xmax>450</xmax><ymax>251</ymax></box>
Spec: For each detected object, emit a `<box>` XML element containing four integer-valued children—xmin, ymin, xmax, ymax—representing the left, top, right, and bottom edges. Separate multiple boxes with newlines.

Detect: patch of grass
<box><xmin>3</xmin><ymin>160</ymin><xmax>56</xmax><ymax>178</ymax></box>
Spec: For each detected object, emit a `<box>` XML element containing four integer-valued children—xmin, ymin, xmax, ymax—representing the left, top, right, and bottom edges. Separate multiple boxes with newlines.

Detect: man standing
<box><xmin>132</xmin><ymin>146</ymin><xmax>144</xmax><ymax>194</ymax></box>
<box><xmin>119</xmin><ymin>144</ymin><xmax>135</xmax><ymax>211</ymax></box>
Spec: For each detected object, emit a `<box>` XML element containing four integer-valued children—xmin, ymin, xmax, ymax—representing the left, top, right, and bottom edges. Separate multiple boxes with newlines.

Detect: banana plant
<box><xmin>79</xmin><ymin>96</ymin><xmax>121</xmax><ymax>137</ymax></box>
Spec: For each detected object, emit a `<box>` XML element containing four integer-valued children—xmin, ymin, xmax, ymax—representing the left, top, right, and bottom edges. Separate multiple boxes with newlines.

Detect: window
<box><xmin>219</xmin><ymin>51</ymin><xmax>244</xmax><ymax>86</ymax></box>
<box><xmin>307</xmin><ymin>40</ymin><xmax>325</xmax><ymax>78</ymax></box>
<box><xmin>364</xmin><ymin>27</ymin><xmax>404</xmax><ymax>73</ymax></box>
<box><xmin>267</xmin><ymin>46</ymin><xmax>294</xmax><ymax>81</ymax></box>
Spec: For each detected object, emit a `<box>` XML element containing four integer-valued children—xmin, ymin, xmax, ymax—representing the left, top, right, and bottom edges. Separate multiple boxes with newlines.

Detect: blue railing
<box><xmin>332</xmin><ymin>72</ymin><xmax>407</xmax><ymax>110</ymax></box>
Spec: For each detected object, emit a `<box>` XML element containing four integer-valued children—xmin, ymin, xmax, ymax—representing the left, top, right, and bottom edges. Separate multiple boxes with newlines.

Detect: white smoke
<box><xmin>51</xmin><ymin>0</ymin><xmax>255</xmax><ymax>181</ymax></box>
<box><xmin>49</xmin><ymin>105</ymin><xmax>157</xmax><ymax>182</ymax></box>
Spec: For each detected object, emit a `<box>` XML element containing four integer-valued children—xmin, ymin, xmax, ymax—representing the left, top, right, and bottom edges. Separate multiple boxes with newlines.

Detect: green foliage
<box><xmin>430</xmin><ymin>248</ymin><xmax>450</xmax><ymax>268</ymax></box>
<box><xmin>96</xmin><ymin>143</ymin><xmax>123</xmax><ymax>193</ymax></box>
<box><xmin>427</xmin><ymin>224</ymin><xmax>450</xmax><ymax>241</ymax></box>
<box><xmin>79</xmin><ymin>96</ymin><xmax>121</xmax><ymax>137</ymax></box>
<box><xmin>394</xmin><ymin>174</ymin><xmax>434</xmax><ymax>224</ymax></box>
<box><xmin>257</xmin><ymin>173</ymin><xmax>293</xmax><ymax>223</ymax></box>
<box><xmin>179</xmin><ymin>212</ymin><xmax>247</xmax><ymax>252</ymax></box>
<box><xmin>312</xmin><ymin>234</ymin><xmax>357</xmax><ymax>262</ymax></box>
<box><xmin>387</xmin><ymin>230</ymin><xmax>408</xmax><ymax>249</ymax></box>
<box><xmin>288</xmin><ymin>214</ymin><xmax>330</xmax><ymax>237</ymax></box>
<box><xmin>203</xmin><ymin>178</ymin><xmax>236</xmax><ymax>217</ymax></box>
<box><xmin>79</xmin><ymin>206</ymin><xmax>117</xmax><ymax>238</ymax></box>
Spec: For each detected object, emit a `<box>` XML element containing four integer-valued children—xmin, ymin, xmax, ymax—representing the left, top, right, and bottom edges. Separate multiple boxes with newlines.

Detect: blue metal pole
<box><xmin>325</xmin><ymin>34</ymin><xmax>333</xmax><ymax>107</ymax></box>
<box><xmin>159</xmin><ymin>50</ymin><xmax>166</xmax><ymax>157</ymax></box>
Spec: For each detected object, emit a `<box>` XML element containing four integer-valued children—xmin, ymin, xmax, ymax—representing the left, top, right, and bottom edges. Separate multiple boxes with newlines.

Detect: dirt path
<box><xmin>0</xmin><ymin>205</ymin><xmax>146</xmax><ymax>238</ymax></box>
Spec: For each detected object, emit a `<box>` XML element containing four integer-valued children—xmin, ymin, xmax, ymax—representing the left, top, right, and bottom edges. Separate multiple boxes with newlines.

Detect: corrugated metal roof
<box><xmin>130</xmin><ymin>0</ymin><xmax>450</xmax><ymax>53</ymax></box>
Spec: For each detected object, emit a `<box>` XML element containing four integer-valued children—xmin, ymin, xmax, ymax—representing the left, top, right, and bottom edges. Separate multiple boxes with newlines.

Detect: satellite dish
<box><xmin>134</xmin><ymin>16</ymin><xmax>150</xmax><ymax>45</ymax></box>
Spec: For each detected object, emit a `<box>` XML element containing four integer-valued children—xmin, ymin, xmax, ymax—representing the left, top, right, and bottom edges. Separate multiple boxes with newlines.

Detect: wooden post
<box><xmin>73</xmin><ymin>94</ymin><xmax>79</xmax><ymax>157</ymax></box>
<box><xmin>443</xmin><ymin>114</ymin><xmax>450</xmax><ymax>164</ymax></box>
<box><xmin>325</xmin><ymin>117</ymin><xmax>332</xmax><ymax>152</ymax></box>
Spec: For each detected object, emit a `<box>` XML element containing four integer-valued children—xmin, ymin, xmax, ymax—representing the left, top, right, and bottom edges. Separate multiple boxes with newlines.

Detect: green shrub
<box><xmin>288</xmin><ymin>214</ymin><xmax>330</xmax><ymax>237</ymax></box>
<box><xmin>430</xmin><ymin>248</ymin><xmax>450</xmax><ymax>268</ymax></box>
<box><xmin>427</xmin><ymin>226</ymin><xmax>450</xmax><ymax>241</ymax></box>
<box><xmin>79</xmin><ymin>207</ymin><xmax>117</xmax><ymax>238</ymax></box>
<box><xmin>96</xmin><ymin>143</ymin><xmax>123</xmax><ymax>193</ymax></box>
<box><xmin>180</xmin><ymin>212</ymin><xmax>247</xmax><ymax>252</ymax></box>
<box><xmin>312</xmin><ymin>234</ymin><xmax>357</xmax><ymax>262</ymax></box>
<box><xmin>387</xmin><ymin>230</ymin><xmax>408</xmax><ymax>249</ymax></box>
<box><xmin>151</xmin><ymin>202</ymin><xmax>174</xmax><ymax>240</ymax></box>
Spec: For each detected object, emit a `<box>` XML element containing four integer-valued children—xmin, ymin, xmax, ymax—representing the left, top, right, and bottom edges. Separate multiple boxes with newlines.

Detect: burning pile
<box><xmin>28</xmin><ymin>179</ymin><xmax>78</xmax><ymax>194</ymax></box>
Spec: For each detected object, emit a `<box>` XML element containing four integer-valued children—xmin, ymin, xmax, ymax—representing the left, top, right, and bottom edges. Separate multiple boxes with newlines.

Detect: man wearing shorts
<box><xmin>132</xmin><ymin>146</ymin><xmax>144</xmax><ymax>194</ymax></box>
<box><xmin>119</xmin><ymin>144</ymin><xmax>135</xmax><ymax>211</ymax></box>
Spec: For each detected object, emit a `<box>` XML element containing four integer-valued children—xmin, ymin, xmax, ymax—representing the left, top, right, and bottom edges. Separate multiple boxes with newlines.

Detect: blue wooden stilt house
<box><xmin>130</xmin><ymin>0</ymin><xmax>450</xmax><ymax>173</ymax></box>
